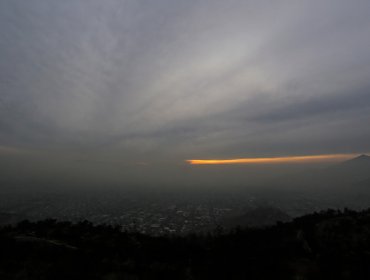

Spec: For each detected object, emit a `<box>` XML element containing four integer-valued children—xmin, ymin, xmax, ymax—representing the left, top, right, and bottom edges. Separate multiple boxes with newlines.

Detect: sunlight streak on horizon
<box><xmin>186</xmin><ymin>154</ymin><xmax>358</xmax><ymax>165</ymax></box>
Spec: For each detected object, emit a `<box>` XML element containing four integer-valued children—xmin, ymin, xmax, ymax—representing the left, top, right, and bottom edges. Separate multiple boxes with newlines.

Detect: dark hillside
<box><xmin>2</xmin><ymin>209</ymin><xmax>370</xmax><ymax>279</ymax></box>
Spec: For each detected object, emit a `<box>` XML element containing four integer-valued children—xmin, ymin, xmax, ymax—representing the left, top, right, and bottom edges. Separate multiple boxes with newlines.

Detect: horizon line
<box><xmin>186</xmin><ymin>153</ymin><xmax>361</xmax><ymax>165</ymax></box>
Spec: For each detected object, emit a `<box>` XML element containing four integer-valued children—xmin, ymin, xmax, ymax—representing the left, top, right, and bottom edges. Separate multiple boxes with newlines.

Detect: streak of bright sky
<box><xmin>187</xmin><ymin>154</ymin><xmax>357</xmax><ymax>165</ymax></box>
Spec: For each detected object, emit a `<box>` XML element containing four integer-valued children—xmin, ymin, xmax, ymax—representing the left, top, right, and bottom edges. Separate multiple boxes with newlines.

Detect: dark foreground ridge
<box><xmin>2</xmin><ymin>208</ymin><xmax>370</xmax><ymax>279</ymax></box>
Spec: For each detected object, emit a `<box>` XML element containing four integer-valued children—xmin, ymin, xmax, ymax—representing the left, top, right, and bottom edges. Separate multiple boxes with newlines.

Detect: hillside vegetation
<box><xmin>2</xmin><ymin>208</ymin><xmax>370</xmax><ymax>279</ymax></box>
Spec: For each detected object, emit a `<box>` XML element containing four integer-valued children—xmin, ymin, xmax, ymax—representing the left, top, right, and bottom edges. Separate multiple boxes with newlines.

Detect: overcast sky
<box><xmin>1</xmin><ymin>1</ymin><xmax>370</xmax><ymax>188</ymax></box>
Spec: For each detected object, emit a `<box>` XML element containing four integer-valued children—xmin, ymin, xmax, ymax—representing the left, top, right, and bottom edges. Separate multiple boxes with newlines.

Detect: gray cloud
<box><xmin>1</xmin><ymin>0</ymin><xmax>370</xmax><ymax>188</ymax></box>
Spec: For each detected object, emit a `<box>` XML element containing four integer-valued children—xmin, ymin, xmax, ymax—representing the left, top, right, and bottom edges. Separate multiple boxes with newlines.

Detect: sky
<box><xmin>1</xmin><ymin>0</ymin><xmax>370</xmax><ymax>189</ymax></box>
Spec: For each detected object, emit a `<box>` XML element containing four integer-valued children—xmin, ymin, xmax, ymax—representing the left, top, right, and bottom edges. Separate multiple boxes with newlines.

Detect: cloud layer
<box><xmin>1</xmin><ymin>0</ymin><xmax>370</xmax><ymax>175</ymax></box>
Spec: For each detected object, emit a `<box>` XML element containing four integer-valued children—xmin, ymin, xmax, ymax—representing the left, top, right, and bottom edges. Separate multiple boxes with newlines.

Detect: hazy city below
<box><xmin>1</xmin><ymin>154</ymin><xmax>369</xmax><ymax>235</ymax></box>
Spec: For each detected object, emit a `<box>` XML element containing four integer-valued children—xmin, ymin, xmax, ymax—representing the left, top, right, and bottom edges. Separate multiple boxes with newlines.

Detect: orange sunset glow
<box><xmin>187</xmin><ymin>154</ymin><xmax>357</xmax><ymax>165</ymax></box>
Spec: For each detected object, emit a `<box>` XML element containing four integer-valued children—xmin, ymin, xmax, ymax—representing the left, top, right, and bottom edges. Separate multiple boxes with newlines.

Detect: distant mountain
<box><xmin>278</xmin><ymin>154</ymin><xmax>370</xmax><ymax>191</ymax></box>
<box><xmin>321</xmin><ymin>154</ymin><xmax>370</xmax><ymax>186</ymax></box>
<box><xmin>344</xmin><ymin>154</ymin><xmax>370</xmax><ymax>164</ymax></box>
<box><xmin>333</xmin><ymin>154</ymin><xmax>370</xmax><ymax>171</ymax></box>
